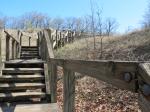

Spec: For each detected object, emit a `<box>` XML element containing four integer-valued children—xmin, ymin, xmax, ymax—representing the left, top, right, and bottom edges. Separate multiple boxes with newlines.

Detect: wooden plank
<box><xmin>6</xmin><ymin>35</ymin><xmax>10</xmax><ymax>61</ymax></box>
<box><xmin>0</xmin><ymin>30</ymin><xmax>2</xmax><ymax>75</ymax></box>
<box><xmin>12</xmin><ymin>39</ymin><xmax>15</xmax><ymax>59</ymax></box>
<box><xmin>139</xmin><ymin>63</ymin><xmax>150</xmax><ymax>85</ymax></box>
<box><xmin>0</xmin><ymin>92</ymin><xmax>46</xmax><ymax>100</ymax></box>
<box><xmin>0</xmin><ymin>103</ymin><xmax>61</xmax><ymax>112</ymax></box>
<box><xmin>0</xmin><ymin>83</ymin><xmax>45</xmax><ymax>91</ymax></box>
<box><xmin>138</xmin><ymin>91</ymin><xmax>150</xmax><ymax>112</ymax></box>
<box><xmin>50</xmin><ymin>64</ymin><xmax>57</xmax><ymax>103</ymax></box>
<box><xmin>3</xmin><ymin>68</ymin><xmax>44</xmax><ymax>73</ymax></box>
<box><xmin>43</xmin><ymin>30</ymin><xmax>54</xmax><ymax>58</ymax></box>
<box><xmin>50</xmin><ymin>58</ymin><xmax>139</xmax><ymax>92</ymax></box>
<box><xmin>63</xmin><ymin>68</ymin><xmax>75</xmax><ymax>112</ymax></box>
<box><xmin>44</xmin><ymin>63</ymin><xmax>51</xmax><ymax>94</ymax></box>
<box><xmin>0</xmin><ymin>74</ymin><xmax>44</xmax><ymax>82</ymax></box>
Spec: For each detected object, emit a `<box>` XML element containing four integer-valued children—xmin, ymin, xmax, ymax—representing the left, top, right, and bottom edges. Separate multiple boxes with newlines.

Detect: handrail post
<box><xmin>0</xmin><ymin>30</ymin><xmax>2</xmax><ymax>75</ymax></box>
<box><xmin>12</xmin><ymin>39</ymin><xmax>15</xmax><ymax>59</ymax></box>
<box><xmin>56</xmin><ymin>30</ymin><xmax>58</xmax><ymax>50</ymax></box>
<box><xmin>6</xmin><ymin>35</ymin><xmax>10</xmax><ymax>61</ymax></box>
<box><xmin>63</xmin><ymin>68</ymin><xmax>75</xmax><ymax>112</ymax></box>
<box><xmin>50</xmin><ymin>63</ymin><xmax>57</xmax><ymax>103</ymax></box>
<box><xmin>29</xmin><ymin>37</ymin><xmax>31</xmax><ymax>46</ymax></box>
<box><xmin>60</xmin><ymin>32</ymin><xmax>62</xmax><ymax>48</ymax></box>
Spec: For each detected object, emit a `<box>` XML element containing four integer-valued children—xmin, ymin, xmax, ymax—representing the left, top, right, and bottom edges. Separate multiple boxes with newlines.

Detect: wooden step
<box><xmin>21</xmin><ymin>54</ymin><xmax>39</xmax><ymax>57</ymax></box>
<box><xmin>5</xmin><ymin>59</ymin><xmax>45</xmax><ymax>64</ymax></box>
<box><xmin>0</xmin><ymin>74</ymin><xmax>44</xmax><ymax>82</ymax></box>
<box><xmin>21</xmin><ymin>52</ymin><xmax>39</xmax><ymax>55</ymax></box>
<box><xmin>3</xmin><ymin>68</ymin><xmax>44</xmax><ymax>74</ymax></box>
<box><xmin>21</xmin><ymin>46</ymin><xmax>38</xmax><ymax>48</ymax></box>
<box><xmin>21</xmin><ymin>51</ymin><xmax>39</xmax><ymax>53</ymax></box>
<box><xmin>20</xmin><ymin>56</ymin><xmax>40</xmax><ymax>59</ymax></box>
<box><xmin>5</xmin><ymin>61</ymin><xmax>44</xmax><ymax>68</ymax></box>
<box><xmin>0</xmin><ymin>83</ymin><xmax>45</xmax><ymax>91</ymax></box>
<box><xmin>21</xmin><ymin>48</ymin><xmax>38</xmax><ymax>51</ymax></box>
<box><xmin>0</xmin><ymin>103</ymin><xmax>61</xmax><ymax>112</ymax></box>
<box><xmin>0</xmin><ymin>92</ymin><xmax>46</xmax><ymax>102</ymax></box>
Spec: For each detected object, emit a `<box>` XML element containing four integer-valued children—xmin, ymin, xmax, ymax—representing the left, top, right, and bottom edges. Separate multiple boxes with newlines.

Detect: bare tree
<box><xmin>143</xmin><ymin>1</ymin><xmax>150</xmax><ymax>28</ymax></box>
<box><xmin>90</xmin><ymin>0</ymin><xmax>96</xmax><ymax>50</ymax></box>
<box><xmin>51</xmin><ymin>18</ymin><xmax>64</xmax><ymax>30</ymax></box>
<box><xmin>96</xmin><ymin>8</ymin><xmax>104</xmax><ymax>58</ymax></box>
<box><xmin>104</xmin><ymin>18</ymin><xmax>118</xmax><ymax>36</ymax></box>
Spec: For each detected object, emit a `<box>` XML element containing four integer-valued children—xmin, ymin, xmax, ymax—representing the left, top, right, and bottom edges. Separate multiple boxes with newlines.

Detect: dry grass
<box><xmin>55</xmin><ymin>29</ymin><xmax>150</xmax><ymax>112</ymax></box>
<box><xmin>55</xmin><ymin>28</ymin><xmax>150</xmax><ymax>61</ymax></box>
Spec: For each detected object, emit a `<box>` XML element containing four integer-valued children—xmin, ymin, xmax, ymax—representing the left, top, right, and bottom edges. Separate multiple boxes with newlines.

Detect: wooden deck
<box><xmin>0</xmin><ymin>103</ymin><xmax>60</xmax><ymax>112</ymax></box>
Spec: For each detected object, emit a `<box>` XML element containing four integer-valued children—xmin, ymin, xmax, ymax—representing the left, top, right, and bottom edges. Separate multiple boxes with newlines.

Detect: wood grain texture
<box><xmin>0</xmin><ymin>103</ymin><xmax>61</xmax><ymax>112</ymax></box>
<box><xmin>50</xmin><ymin>64</ymin><xmax>57</xmax><ymax>103</ymax></box>
<box><xmin>139</xmin><ymin>63</ymin><xmax>150</xmax><ymax>85</ymax></box>
<box><xmin>63</xmin><ymin>68</ymin><xmax>75</xmax><ymax>112</ymax></box>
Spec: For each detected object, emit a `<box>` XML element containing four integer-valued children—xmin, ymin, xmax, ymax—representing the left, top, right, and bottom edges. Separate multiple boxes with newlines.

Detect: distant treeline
<box><xmin>0</xmin><ymin>11</ymin><xmax>119</xmax><ymax>36</ymax></box>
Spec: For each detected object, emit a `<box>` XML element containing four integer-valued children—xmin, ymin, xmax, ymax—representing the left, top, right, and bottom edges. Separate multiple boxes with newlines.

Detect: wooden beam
<box><xmin>43</xmin><ymin>30</ymin><xmax>54</xmax><ymax>58</ymax></box>
<box><xmin>6</xmin><ymin>35</ymin><xmax>10</xmax><ymax>61</ymax></box>
<box><xmin>63</xmin><ymin>68</ymin><xmax>75</xmax><ymax>112</ymax></box>
<box><xmin>12</xmin><ymin>39</ymin><xmax>15</xmax><ymax>59</ymax></box>
<box><xmin>50</xmin><ymin>58</ymin><xmax>139</xmax><ymax>92</ymax></box>
<box><xmin>50</xmin><ymin>64</ymin><xmax>57</xmax><ymax>103</ymax></box>
<box><xmin>0</xmin><ymin>30</ymin><xmax>1</xmax><ymax>61</ymax></box>
<box><xmin>44</xmin><ymin>64</ymin><xmax>51</xmax><ymax>94</ymax></box>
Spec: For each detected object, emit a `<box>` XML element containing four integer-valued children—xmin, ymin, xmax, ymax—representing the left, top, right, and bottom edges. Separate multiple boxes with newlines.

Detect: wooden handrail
<box><xmin>39</xmin><ymin>29</ymin><xmax>150</xmax><ymax>112</ymax></box>
<box><xmin>3</xmin><ymin>30</ymin><xmax>21</xmax><ymax>61</ymax></box>
<box><xmin>4</xmin><ymin>30</ymin><xmax>20</xmax><ymax>43</ymax></box>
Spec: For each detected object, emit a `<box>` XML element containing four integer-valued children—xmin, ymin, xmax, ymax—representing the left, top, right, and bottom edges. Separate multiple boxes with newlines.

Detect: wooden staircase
<box><xmin>20</xmin><ymin>46</ymin><xmax>40</xmax><ymax>59</ymax></box>
<box><xmin>0</xmin><ymin>46</ymin><xmax>50</xmax><ymax>103</ymax></box>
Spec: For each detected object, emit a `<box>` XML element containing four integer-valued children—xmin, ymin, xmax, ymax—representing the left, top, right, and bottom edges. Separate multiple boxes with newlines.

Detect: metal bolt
<box><xmin>142</xmin><ymin>84</ymin><xmax>150</xmax><ymax>96</ymax></box>
<box><xmin>124</xmin><ymin>73</ymin><xmax>132</xmax><ymax>82</ymax></box>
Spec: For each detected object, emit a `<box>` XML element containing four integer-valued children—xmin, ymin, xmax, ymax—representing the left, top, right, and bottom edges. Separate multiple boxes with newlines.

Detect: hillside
<box><xmin>55</xmin><ymin>29</ymin><xmax>150</xmax><ymax>61</ymax></box>
<box><xmin>54</xmin><ymin>29</ymin><xmax>150</xmax><ymax>112</ymax></box>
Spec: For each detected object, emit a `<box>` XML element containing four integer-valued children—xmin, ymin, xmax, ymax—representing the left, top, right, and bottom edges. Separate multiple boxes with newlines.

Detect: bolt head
<box><xmin>124</xmin><ymin>73</ymin><xmax>132</xmax><ymax>82</ymax></box>
<box><xmin>142</xmin><ymin>84</ymin><xmax>150</xmax><ymax>96</ymax></box>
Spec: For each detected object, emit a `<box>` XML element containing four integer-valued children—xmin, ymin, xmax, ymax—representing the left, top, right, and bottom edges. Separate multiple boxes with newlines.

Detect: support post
<box><xmin>29</xmin><ymin>37</ymin><xmax>31</xmax><ymax>46</ymax></box>
<box><xmin>63</xmin><ymin>68</ymin><xmax>75</xmax><ymax>112</ymax></box>
<box><xmin>50</xmin><ymin>64</ymin><xmax>57</xmax><ymax>103</ymax></box>
<box><xmin>56</xmin><ymin>30</ymin><xmax>58</xmax><ymax>50</ymax></box>
<box><xmin>6</xmin><ymin>35</ymin><xmax>10</xmax><ymax>61</ymax></box>
<box><xmin>12</xmin><ymin>39</ymin><xmax>15</xmax><ymax>59</ymax></box>
<box><xmin>0</xmin><ymin>30</ymin><xmax>2</xmax><ymax>74</ymax></box>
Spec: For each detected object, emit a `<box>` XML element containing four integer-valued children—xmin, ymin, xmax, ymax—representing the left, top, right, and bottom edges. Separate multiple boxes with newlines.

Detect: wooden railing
<box><xmin>38</xmin><ymin>29</ymin><xmax>150</xmax><ymax>112</ymax></box>
<box><xmin>4</xmin><ymin>30</ymin><xmax>22</xmax><ymax>61</ymax></box>
<box><xmin>44</xmin><ymin>29</ymin><xmax>75</xmax><ymax>50</ymax></box>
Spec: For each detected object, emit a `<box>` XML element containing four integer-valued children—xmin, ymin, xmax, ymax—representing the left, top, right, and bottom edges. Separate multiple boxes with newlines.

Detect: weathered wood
<box><xmin>12</xmin><ymin>39</ymin><xmax>15</xmax><ymax>59</ymax></box>
<box><xmin>44</xmin><ymin>63</ymin><xmax>51</xmax><ymax>94</ymax></box>
<box><xmin>29</xmin><ymin>37</ymin><xmax>31</xmax><ymax>46</ymax></box>
<box><xmin>63</xmin><ymin>68</ymin><xmax>75</xmax><ymax>112</ymax></box>
<box><xmin>0</xmin><ymin>30</ymin><xmax>2</xmax><ymax>76</ymax></box>
<box><xmin>0</xmin><ymin>103</ymin><xmax>61</xmax><ymax>112</ymax></box>
<box><xmin>3</xmin><ymin>68</ymin><xmax>44</xmax><ymax>73</ymax></box>
<box><xmin>6</xmin><ymin>35</ymin><xmax>10</xmax><ymax>61</ymax></box>
<box><xmin>50</xmin><ymin>64</ymin><xmax>57</xmax><ymax>103</ymax></box>
<box><xmin>0</xmin><ymin>74</ymin><xmax>44</xmax><ymax>82</ymax></box>
<box><xmin>0</xmin><ymin>92</ymin><xmax>46</xmax><ymax>101</ymax></box>
<box><xmin>43</xmin><ymin>30</ymin><xmax>54</xmax><ymax>58</ymax></box>
<box><xmin>0</xmin><ymin>83</ymin><xmax>45</xmax><ymax>91</ymax></box>
<box><xmin>138</xmin><ymin>91</ymin><xmax>150</xmax><ymax>112</ymax></box>
<box><xmin>139</xmin><ymin>63</ymin><xmax>150</xmax><ymax>85</ymax></box>
<box><xmin>56</xmin><ymin>30</ymin><xmax>58</xmax><ymax>50</ymax></box>
<box><xmin>50</xmin><ymin>58</ymin><xmax>139</xmax><ymax>92</ymax></box>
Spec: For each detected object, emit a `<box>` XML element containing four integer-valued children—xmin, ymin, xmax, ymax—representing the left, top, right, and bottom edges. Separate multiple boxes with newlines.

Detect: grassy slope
<box><xmin>55</xmin><ymin>28</ymin><xmax>150</xmax><ymax>61</ymax></box>
<box><xmin>55</xmin><ymin>29</ymin><xmax>150</xmax><ymax>112</ymax></box>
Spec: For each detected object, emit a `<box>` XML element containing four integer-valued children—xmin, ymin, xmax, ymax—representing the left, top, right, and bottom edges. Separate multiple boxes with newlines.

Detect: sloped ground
<box><xmin>55</xmin><ymin>29</ymin><xmax>150</xmax><ymax>112</ymax></box>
